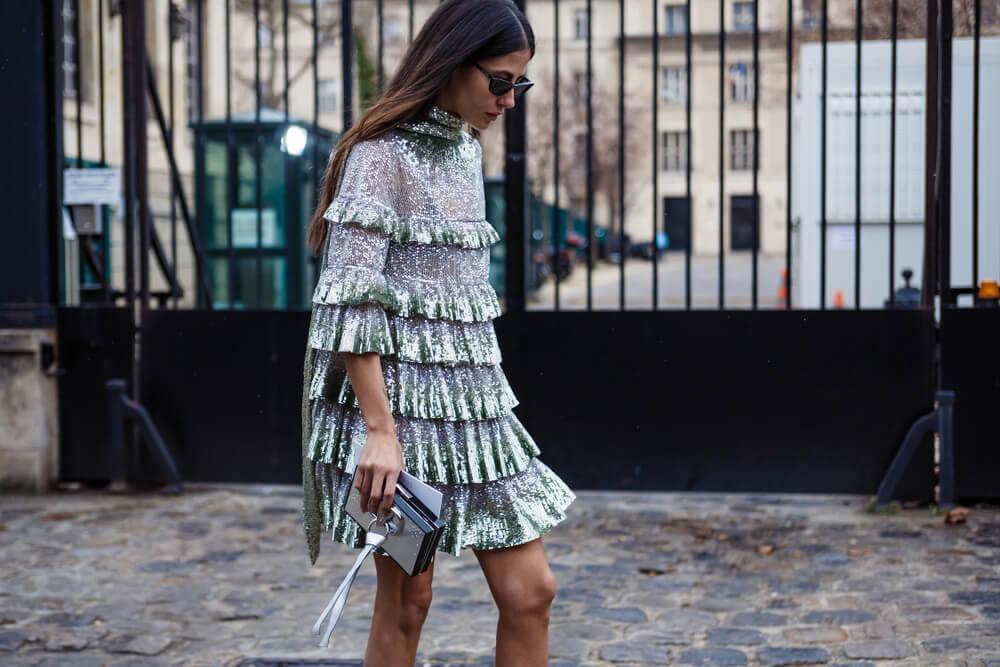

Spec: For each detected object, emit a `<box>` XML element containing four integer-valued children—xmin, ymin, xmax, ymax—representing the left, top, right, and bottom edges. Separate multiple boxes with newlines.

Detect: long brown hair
<box><xmin>306</xmin><ymin>0</ymin><xmax>535</xmax><ymax>256</ymax></box>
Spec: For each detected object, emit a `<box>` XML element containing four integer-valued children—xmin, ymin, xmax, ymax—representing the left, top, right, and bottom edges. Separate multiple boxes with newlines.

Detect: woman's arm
<box><xmin>343</xmin><ymin>351</ymin><xmax>403</xmax><ymax>516</ymax></box>
<box><xmin>312</xmin><ymin>136</ymin><xmax>404</xmax><ymax>520</ymax></box>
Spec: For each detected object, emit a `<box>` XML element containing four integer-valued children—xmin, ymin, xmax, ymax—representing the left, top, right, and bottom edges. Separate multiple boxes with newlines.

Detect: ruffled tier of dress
<box><xmin>323</xmin><ymin>196</ymin><xmax>501</xmax><ymax>249</ymax></box>
<box><xmin>309</xmin><ymin>351</ymin><xmax>518</xmax><ymax>421</ymax></box>
<box><xmin>313</xmin><ymin>455</ymin><xmax>577</xmax><ymax>557</ymax></box>
<box><xmin>307</xmin><ymin>400</ymin><xmax>541</xmax><ymax>484</ymax></box>
<box><xmin>313</xmin><ymin>263</ymin><xmax>502</xmax><ymax>322</ymax></box>
<box><xmin>308</xmin><ymin>302</ymin><xmax>503</xmax><ymax>366</ymax></box>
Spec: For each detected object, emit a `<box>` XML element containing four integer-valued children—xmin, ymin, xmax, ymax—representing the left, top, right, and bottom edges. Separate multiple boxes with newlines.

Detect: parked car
<box><xmin>629</xmin><ymin>232</ymin><xmax>670</xmax><ymax>261</ymax></box>
<box><xmin>604</xmin><ymin>230</ymin><xmax>632</xmax><ymax>263</ymax></box>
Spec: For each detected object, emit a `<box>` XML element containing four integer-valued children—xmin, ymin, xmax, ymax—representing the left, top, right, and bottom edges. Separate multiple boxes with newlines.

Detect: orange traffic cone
<box><xmin>776</xmin><ymin>268</ymin><xmax>788</xmax><ymax>309</ymax></box>
<box><xmin>833</xmin><ymin>289</ymin><xmax>845</xmax><ymax>309</ymax></box>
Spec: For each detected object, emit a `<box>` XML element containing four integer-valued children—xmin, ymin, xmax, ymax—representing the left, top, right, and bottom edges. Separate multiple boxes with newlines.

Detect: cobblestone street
<box><xmin>1</xmin><ymin>484</ymin><xmax>999</xmax><ymax>666</ymax></box>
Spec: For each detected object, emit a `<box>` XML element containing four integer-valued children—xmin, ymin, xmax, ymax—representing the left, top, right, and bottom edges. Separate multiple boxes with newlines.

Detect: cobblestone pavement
<box><xmin>1</xmin><ymin>484</ymin><xmax>999</xmax><ymax>666</ymax></box>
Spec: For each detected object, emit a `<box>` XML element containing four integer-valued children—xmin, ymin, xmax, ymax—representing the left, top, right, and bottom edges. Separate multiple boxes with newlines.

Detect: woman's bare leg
<box><xmin>364</xmin><ymin>552</ymin><xmax>435</xmax><ymax>666</ymax></box>
<box><xmin>473</xmin><ymin>538</ymin><xmax>556</xmax><ymax>667</ymax></box>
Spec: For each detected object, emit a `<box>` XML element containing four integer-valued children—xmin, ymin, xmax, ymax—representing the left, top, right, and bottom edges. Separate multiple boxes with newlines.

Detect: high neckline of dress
<box><xmin>396</xmin><ymin>103</ymin><xmax>468</xmax><ymax>142</ymax></box>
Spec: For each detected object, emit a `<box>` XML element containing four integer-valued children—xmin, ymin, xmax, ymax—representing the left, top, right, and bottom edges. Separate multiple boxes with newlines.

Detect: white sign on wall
<box><xmin>63</xmin><ymin>168</ymin><xmax>121</xmax><ymax>205</ymax></box>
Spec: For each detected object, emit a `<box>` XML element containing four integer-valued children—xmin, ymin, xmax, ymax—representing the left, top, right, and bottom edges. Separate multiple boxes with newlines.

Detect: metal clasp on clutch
<box><xmin>368</xmin><ymin>506</ymin><xmax>405</xmax><ymax>537</ymax></box>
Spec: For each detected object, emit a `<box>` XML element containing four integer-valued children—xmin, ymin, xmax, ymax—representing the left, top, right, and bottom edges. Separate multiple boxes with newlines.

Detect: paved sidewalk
<box><xmin>1</xmin><ymin>484</ymin><xmax>999</xmax><ymax>666</ymax></box>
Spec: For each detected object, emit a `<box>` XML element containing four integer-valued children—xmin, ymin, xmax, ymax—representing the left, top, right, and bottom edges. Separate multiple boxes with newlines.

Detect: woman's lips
<box><xmin>486</xmin><ymin>112</ymin><xmax>501</xmax><ymax>121</ymax></box>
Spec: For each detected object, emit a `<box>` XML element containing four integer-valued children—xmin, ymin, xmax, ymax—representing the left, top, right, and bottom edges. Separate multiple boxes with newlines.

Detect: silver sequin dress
<box><xmin>301</xmin><ymin>103</ymin><xmax>576</xmax><ymax>564</ymax></box>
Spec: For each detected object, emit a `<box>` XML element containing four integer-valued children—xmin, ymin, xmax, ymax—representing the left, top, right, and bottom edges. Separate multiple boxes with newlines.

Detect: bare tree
<box><xmin>799</xmin><ymin>0</ymin><xmax>1000</xmax><ymax>40</ymax></box>
<box><xmin>524</xmin><ymin>61</ymin><xmax>652</xmax><ymax>243</ymax></box>
<box><xmin>231</xmin><ymin>0</ymin><xmax>343</xmax><ymax>110</ymax></box>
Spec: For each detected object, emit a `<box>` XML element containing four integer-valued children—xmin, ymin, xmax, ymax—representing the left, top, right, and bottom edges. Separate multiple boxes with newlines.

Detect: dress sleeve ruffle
<box><xmin>324</xmin><ymin>196</ymin><xmax>500</xmax><ymax>249</ymax></box>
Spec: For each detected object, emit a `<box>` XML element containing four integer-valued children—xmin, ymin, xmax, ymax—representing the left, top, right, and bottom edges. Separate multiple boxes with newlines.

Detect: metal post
<box><xmin>504</xmin><ymin>0</ymin><xmax>528</xmax><ymax>313</ymax></box>
<box><xmin>342</xmin><ymin>0</ymin><xmax>354</xmax><ymax>131</ymax></box>
<box><xmin>922</xmin><ymin>0</ymin><xmax>940</xmax><ymax>309</ymax></box>
<box><xmin>121</xmin><ymin>0</ymin><xmax>147</xmax><ymax>405</ymax></box>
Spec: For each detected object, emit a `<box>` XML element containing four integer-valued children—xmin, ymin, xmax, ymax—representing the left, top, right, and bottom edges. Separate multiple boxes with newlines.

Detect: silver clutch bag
<box><xmin>311</xmin><ymin>441</ymin><xmax>445</xmax><ymax>648</ymax></box>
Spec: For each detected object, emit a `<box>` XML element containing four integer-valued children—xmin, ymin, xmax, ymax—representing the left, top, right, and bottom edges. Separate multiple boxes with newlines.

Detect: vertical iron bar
<box><xmin>553</xmin><ymin>0</ymin><xmax>561</xmax><ymax>311</ymax></box>
<box><xmin>685</xmin><ymin>0</ymin><xmax>692</xmax><ymax>309</ymax></box>
<box><xmin>195</xmin><ymin>0</ymin><xmax>206</xmax><ymax>308</ymax></box>
<box><xmin>312</xmin><ymin>0</ymin><xmax>319</xmax><ymax>213</ymax></box>
<box><xmin>889</xmin><ymin>0</ymin><xmax>897</xmax><ymax>306</ymax></box>
<box><xmin>922</xmin><ymin>0</ymin><xmax>939</xmax><ymax>309</ymax></box>
<box><xmin>718</xmin><ymin>0</ymin><xmax>725</xmax><ymax>309</ymax></box>
<box><xmin>785</xmin><ymin>0</ymin><xmax>792</xmax><ymax>309</ymax></box>
<box><xmin>972</xmin><ymin>0</ymin><xmax>980</xmax><ymax>290</ymax></box>
<box><xmin>820</xmin><ymin>0</ymin><xmax>828</xmax><ymax>308</ymax></box>
<box><xmin>854</xmin><ymin>0</ymin><xmax>862</xmax><ymax>308</ymax></box>
<box><xmin>98</xmin><ymin>0</ymin><xmax>106</xmax><ymax>165</ymax></box>
<box><xmin>74</xmin><ymin>0</ymin><xmax>82</xmax><ymax>166</ymax></box>
<box><xmin>99</xmin><ymin>0</ymin><xmax>110</xmax><ymax>303</ymax></box>
<box><xmin>122</xmin><ymin>0</ymin><xmax>148</xmax><ymax>411</ymax></box>
<box><xmin>618</xmin><ymin>0</ymin><xmax>625</xmax><ymax>310</ymax></box>
<box><xmin>504</xmin><ymin>0</ymin><xmax>527</xmax><ymax>314</ymax></box>
<box><xmin>122</xmin><ymin>0</ymin><xmax>136</xmax><ymax>317</ymax></box>
<box><xmin>377</xmin><ymin>0</ymin><xmax>384</xmax><ymax>93</ymax></box>
<box><xmin>254</xmin><ymin>0</ymin><xmax>262</xmax><ymax>306</ymax></box>
<box><xmin>48</xmin><ymin>0</ymin><xmax>67</xmax><ymax>309</ymax></box>
<box><xmin>343</xmin><ymin>0</ymin><xmax>354</xmax><ymax>130</ymax></box>
<box><xmin>752</xmin><ymin>0</ymin><xmax>759</xmax><ymax>309</ymax></box>
<box><xmin>168</xmin><ymin>1</ymin><xmax>177</xmax><ymax>307</ymax></box>
<box><xmin>586</xmin><ymin>0</ymin><xmax>593</xmax><ymax>310</ymax></box>
<box><xmin>225</xmin><ymin>0</ymin><xmax>234</xmax><ymax>308</ymax></box>
<box><xmin>283</xmin><ymin>0</ymin><xmax>290</xmax><ymax>304</ymax></box>
<box><xmin>284</xmin><ymin>1</ymin><xmax>289</xmax><ymax>124</ymax></box>
<box><xmin>652</xmin><ymin>0</ymin><xmax>659</xmax><ymax>310</ymax></box>
<box><xmin>939</xmin><ymin>0</ymin><xmax>953</xmax><ymax>308</ymax></box>
<box><xmin>409</xmin><ymin>0</ymin><xmax>414</xmax><ymax>43</ymax></box>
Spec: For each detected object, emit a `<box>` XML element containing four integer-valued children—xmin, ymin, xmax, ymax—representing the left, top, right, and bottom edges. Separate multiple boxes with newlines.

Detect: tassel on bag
<box><xmin>311</xmin><ymin>522</ymin><xmax>388</xmax><ymax>648</ymax></box>
<box><xmin>310</xmin><ymin>441</ymin><xmax>445</xmax><ymax>649</ymax></box>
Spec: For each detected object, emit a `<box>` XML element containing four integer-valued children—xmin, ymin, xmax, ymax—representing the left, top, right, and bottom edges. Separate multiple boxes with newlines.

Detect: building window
<box><xmin>318</xmin><ymin>78</ymin><xmax>339</xmax><ymax>113</ymax></box>
<box><xmin>62</xmin><ymin>0</ymin><xmax>79</xmax><ymax>99</ymax></box>
<box><xmin>661</xmin><ymin>131</ymin><xmax>688</xmax><ymax>171</ymax></box>
<box><xmin>733</xmin><ymin>1</ymin><xmax>755</xmax><ymax>31</ymax></box>
<box><xmin>664</xmin><ymin>4</ymin><xmax>688</xmax><ymax>35</ymax></box>
<box><xmin>661</xmin><ymin>67</ymin><xmax>687</xmax><ymax>104</ymax></box>
<box><xmin>574</xmin><ymin>8</ymin><xmax>588</xmax><ymax>40</ymax></box>
<box><xmin>730</xmin><ymin>195</ymin><xmax>760</xmax><ymax>251</ymax></box>
<box><xmin>729</xmin><ymin>63</ymin><xmax>755</xmax><ymax>102</ymax></box>
<box><xmin>730</xmin><ymin>129</ymin><xmax>758</xmax><ymax>170</ymax></box>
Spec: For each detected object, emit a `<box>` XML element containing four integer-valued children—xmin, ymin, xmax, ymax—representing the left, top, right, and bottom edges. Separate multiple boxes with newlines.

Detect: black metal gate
<box><xmin>19</xmin><ymin>0</ymin><xmax>997</xmax><ymax>501</ymax></box>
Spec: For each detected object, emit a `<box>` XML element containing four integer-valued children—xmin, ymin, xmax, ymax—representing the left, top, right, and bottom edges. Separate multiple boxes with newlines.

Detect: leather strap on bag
<box><xmin>311</xmin><ymin>529</ymin><xmax>388</xmax><ymax>648</ymax></box>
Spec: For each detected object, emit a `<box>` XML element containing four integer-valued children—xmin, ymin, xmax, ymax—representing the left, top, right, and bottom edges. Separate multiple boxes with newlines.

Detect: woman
<box><xmin>301</xmin><ymin>0</ymin><xmax>575</xmax><ymax>664</ymax></box>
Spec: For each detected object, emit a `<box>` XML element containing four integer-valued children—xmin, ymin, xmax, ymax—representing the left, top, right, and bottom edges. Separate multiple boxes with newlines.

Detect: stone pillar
<box><xmin>0</xmin><ymin>330</ymin><xmax>59</xmax><ymax>490</ymax></box>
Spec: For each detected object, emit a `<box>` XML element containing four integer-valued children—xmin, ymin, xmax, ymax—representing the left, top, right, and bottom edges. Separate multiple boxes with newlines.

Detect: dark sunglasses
<box><xmin>473</xmin><ymin>62</ymin><xmax>534</xmax><ymax>97</ymax></box>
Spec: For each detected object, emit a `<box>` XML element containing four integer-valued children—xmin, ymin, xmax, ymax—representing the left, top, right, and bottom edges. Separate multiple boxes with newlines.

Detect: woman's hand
<box><xmin>354</xmin><ymin>425</ymin><xmax>404</xmax><ymax>516</ymax></box>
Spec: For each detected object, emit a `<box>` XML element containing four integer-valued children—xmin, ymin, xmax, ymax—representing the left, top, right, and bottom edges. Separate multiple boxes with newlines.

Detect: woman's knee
<box><xmin>494</xmin><ymin>567</ymin><xmax>557</xmax><ymax>618</ymax></box>
<box><xmin>398</xmin><ymin>583</ymin><xmax>433</xmax><ymax>634</ymax></box>
<box><xmin>374</xmin><ymin>555</ymin><xmax>434</xmax><ymax>634</ymax></box>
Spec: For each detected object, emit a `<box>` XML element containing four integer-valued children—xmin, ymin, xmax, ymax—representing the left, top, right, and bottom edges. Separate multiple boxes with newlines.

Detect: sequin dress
<box><xmin>301</xmin><ymin>103</ymin><xmax>576</xmax><ymax>564</ymax></box>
